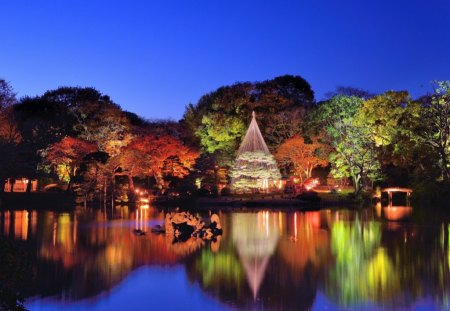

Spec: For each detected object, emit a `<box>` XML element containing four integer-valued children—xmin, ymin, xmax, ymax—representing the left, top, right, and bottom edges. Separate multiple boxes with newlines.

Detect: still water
<box><xmin>1</xmin><ymin>205</ymin><xmax>449</xmax><ymax>311</ymax></box>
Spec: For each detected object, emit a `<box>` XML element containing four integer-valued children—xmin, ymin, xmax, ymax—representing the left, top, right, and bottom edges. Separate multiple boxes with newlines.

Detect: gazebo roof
<box><xmin>237</xmin><ymin>111</ymin><xmax>270</xmax><ymax>155</ymax></box>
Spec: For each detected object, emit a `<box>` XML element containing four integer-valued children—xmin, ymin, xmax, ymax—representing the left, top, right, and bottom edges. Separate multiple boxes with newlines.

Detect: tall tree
<box><xmin>418</xmin><ymin>81</ymin><xmax>450</xmax><ymax>181</ymax></box>
<box><xmin>44</xmin><ymin>136</ymin><xmax>97</xmax><ymax>190</ymax></box>
<box><xmin>183</xmin><ymin>75</ymin><xmax>314</xmax><ymax>153</ymax></box>
<box><xmin>0</xmin><ymin>79</ymin><xmax>16</xmax><ymax>110</ymax></box>
<box><xmin>275</xmin><ymin>135</ymin><xmax>329</xmax><ymax>182</ymax></box>
<box><xmin>354</xmin><ymin>91</ymin><xmax>420</xmax><ymax>147</ymax></box>
<box><xmin>42</xmin><ymin>87</ymin><xmax>134</xmax><ymax>156</ymax></box>
<box><xmin>311</xmin><ymin>95</ymin><xmax>381</xmax><ymax>193</ymax></box>
<box><xmin>195</xmin><ymin>113</ymin><xmax>246</xmax><ymax>155</ymax></box>
<box><xmin>0</xmin><ymin>80</ymin><xmax>20</xmax><ymax>192</ymax></box>
<box><xmin>111</xmin><ymin>134</ymin><xmax>198</xmax><ymax>191</ymax></box>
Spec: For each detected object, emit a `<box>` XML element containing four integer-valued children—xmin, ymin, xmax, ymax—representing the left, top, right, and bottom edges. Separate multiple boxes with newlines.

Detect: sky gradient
<box><xmin>1</xmin><ymin>0</ymin><xmax>450</xmax><ymax>120</ymax></box>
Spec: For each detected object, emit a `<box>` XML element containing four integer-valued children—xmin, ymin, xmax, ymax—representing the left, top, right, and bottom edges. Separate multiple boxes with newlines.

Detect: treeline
<box><xmin>0</xmin><ymin>76</ymin><xmax>449</xmax><ymax>203</ymax></box>
<box><xmin>0</xmin><ymin>84</ymin><xmax>198</xmax><ymax>202</ymax></box>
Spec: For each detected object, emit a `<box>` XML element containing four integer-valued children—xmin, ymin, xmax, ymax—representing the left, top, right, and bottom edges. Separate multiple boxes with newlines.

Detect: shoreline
<box><xmin>2</xmin><ymin>192</ymin><xmax>448</xmax><ymax>211</ymax></box>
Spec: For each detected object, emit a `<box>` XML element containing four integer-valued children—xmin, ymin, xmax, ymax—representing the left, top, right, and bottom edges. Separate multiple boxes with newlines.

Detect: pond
<box><xmin>0</xmin><ymin>204</ymin><xmax>449</xmax><ymax>311</ymax></box>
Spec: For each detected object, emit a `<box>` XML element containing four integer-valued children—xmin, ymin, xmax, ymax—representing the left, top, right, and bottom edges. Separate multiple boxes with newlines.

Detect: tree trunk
<box><xmin>103</xmin><ymin>177</ymin><xmax>107</xmax><ymax>208</ymax></box>
<box><xmin>440</xmin><ymin>150</ymin><xmax>450</xmax><ymax>182</ymax></box>
<box><xmin>67</xmin><ymin>178</ymin><xmax>73</xmax><ymax>192</ymax></box>
<box><xmin>353</xmin><ymin>175</ymin><xmax>361</xmax><ymax>194</ymax></box>
<box><xmin>111</xmin><ymin>175</ymin><xmax>115</xmax><ymax>208</ymax></box>
<box><xmin>26</xmin><ymin>179</ymin><xmax>32</xmax><ymax>193</ymax></box>
<box><xmin>128</xmin><ymin>175</ymin><xmax>134</xmax><ymax>192</ymax></box>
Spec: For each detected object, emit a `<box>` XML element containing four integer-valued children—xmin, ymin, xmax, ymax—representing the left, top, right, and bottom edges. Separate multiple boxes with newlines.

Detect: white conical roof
<box><xmin>237</xmin><ymin>111</ymin><xmax>270</xmax><ymax>155</ymax></box>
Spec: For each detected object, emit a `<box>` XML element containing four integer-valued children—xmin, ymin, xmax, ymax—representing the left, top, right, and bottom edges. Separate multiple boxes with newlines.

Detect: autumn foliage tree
<box><xmin>0</xmin><ymin>79</ymin><xmax>19</xmax><ymax>193</ymax></box>
<box><xmin>41</xmin><ymin>87</ymin><xmax>134</xmax><ymax>156</ymax></box>
<box><xmin>44</xmin><ymin>136</ymin><xmax>97</xmax><ymax>190</ymax></box>
<box><xmin>275</xmin><ymin>135</ymin><xmax>329</xmax><ymax>182</ymax></box>
<box><xmin>111</xmin><ymin>134</ymin><xmax>198</xmax><ymax>191</ymax></box>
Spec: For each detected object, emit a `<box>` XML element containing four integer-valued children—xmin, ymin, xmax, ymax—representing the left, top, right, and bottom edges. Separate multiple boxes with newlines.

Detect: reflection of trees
<box><xmin>186</xmin><ymin>212</ymin><xmax>320</xmax><ymax>311</ymax></box>
<box><xmin>0</xmin><ymin>236</ymin><xmax>31</xmax><ymax>311</ymax></box>
<box><xmin>381</xmin><ymin>222</ymin><xmax>450</xmax><ymax>308</ymax></box>
<box><xmin>1</xmin><ymin>207</ymin><xmax>209</xmax><ymax>301</ymax></box>
<box><xmin>2</xmin><ymin>207</ymin><xmax>450</xmax><ymax>309</ymax></box>
<box><xmin>278</xmin><ymin>212</ymin><xmax>330</xmax><ymax>272</ymax></box>
<box><xmin>184</xmin><ymin>213</ymin><xmax>250</xmax><ymax>308</ymax></box>
<box><xmin>327</xmin><ymin>219</ymin><xmax>400</xmax><ymax>307</ymax></box>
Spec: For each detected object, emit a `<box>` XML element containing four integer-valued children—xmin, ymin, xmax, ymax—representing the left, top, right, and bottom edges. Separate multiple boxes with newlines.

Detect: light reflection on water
<box><xmin>0</xmin><ymin>206</ymin><xmax>449</xmax><ymax>310</ymax></box>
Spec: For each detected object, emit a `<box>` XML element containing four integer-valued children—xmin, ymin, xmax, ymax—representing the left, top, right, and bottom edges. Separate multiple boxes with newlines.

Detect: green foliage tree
<box><xmin>196</xmin><ymin>113</ymin><xmax>246</xmax><ymax>154</ymax></box>
<box><xmin>311</xmin><ymin>95</ymin><xmax>381</xmax><ymax>193</ymax></box>
<box><xmin>354</xmin><ymin>91</ymin><xmax>420</xmax><ymax>147</ymax></box>
<box><xmin>418</xmin><ymin>81</ymin><xmax>450</xmax><ymax>181</ymax></box>
<box><xmin>183</xmin><ymin>75</ymin><xmax>314</xmax><ymax>153</ymax></box>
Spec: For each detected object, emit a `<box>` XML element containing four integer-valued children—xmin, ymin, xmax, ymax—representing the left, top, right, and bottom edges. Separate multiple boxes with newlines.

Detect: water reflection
<box><xmin>383</xmin><ymin>206</ymin><xmax>413</xmax><ymax>221</ymax></box>
<box><xmin>0</xmin><ymin>206</ymin><xmax>449</xmax><ymax>310</ymax></box>
<box><xmin>327</xmin><ymin>219</ymin><xmax>401</xmax><ymax>307</ymax></box>
<box><xmin>232</xmin><ymin>211</ymin><xmax>280</xmax><ymax>299</ymax></box>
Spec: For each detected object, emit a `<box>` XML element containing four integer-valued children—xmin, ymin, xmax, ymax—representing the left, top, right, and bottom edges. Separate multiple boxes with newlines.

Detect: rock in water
<box><xmin>133</xmin><ymin>229</ymin><xmax>146</xmax><ymax>236</ymax></box>
<box><xmin>164</xmin><ymin>211</ymin><xmax>223</xmax><ymax>241</ymax></box>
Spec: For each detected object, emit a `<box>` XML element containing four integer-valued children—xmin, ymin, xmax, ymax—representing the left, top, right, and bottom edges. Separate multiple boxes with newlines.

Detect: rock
<box><xmin>211</xmin><ymin>213</ymin><xmax>222</xmax><ymax>229</ymax></box>
<box><xmin>151</xmin><ymin>225</ymin><xmax>165</xmax><ymax>234</ymax></box>
<box><xmin>163</xmin><ymin>211</ymin><xmax>223</xmax><ymax>242</ymax></box>
<box><xmin>173</xmin><ymin>222</ymin><xmax>194</xmax><ymax>242</ymax></box>
<box><xmin>133</xmin><ymin>229</ymin><xmax>146</xmax><ymax>236</ymax></box>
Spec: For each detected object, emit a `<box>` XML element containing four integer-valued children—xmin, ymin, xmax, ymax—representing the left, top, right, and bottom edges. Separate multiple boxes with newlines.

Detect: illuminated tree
<box><xmin>311</xmin><ymin>95</ymin><xmax>381</xmax><ymax>193</ymax></box>
<box><xmin>75</xmin><ymin>151</ymin><xmax>110</xmax><ymax>201</ymax></box>
<box><xmin>196</xmin><ymin>113</ymin><xmax>246</xmax><ymax>155</ymax></box>
<box><xmin>183</xmin><ymin>75</ymin><xmax>314</xmax><ymax>153</ymax></box>
<box><xmin>112</xmin><ymin>134</ymin><xmax>198</xmax><ymax>191</ymax></box>
<box><xmin>0</xmin><ymin>81</ymin><xmax>21</xmax><ymax>193</ymax></box>
<box><xmin>275</xmin><ymin>134</ymin><xmax>329</xmax><ymax>182</ymax></box>
<box><xmin>0</xmin><ymin>107</ymin><xmax>21</xmax><ymax>145</ymax></box>
<box><xmin>41</xmin><ymin>87</ymin><xmax>134</xmax><ymax>156</ymax></box>
<box><xmin>354</xmin><ymin>91</ymin><xmax>420</xmax><ymax>147</ymax></box>
<box><xmin>418</xmin><ymin>81</ymin><xmax>450</xmax><ymax>181</ymax></box>
<box><xmin>44</xmin><ymin>136</ymin><xmax>97</xmax><ymax>189</ymax></box>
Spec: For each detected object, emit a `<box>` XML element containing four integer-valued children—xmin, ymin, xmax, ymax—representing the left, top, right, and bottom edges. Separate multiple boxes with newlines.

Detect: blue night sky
<box><xmin>1</xmin><ymin>0</ymin><xmax>449</xmax><ymax>120</ymax></box>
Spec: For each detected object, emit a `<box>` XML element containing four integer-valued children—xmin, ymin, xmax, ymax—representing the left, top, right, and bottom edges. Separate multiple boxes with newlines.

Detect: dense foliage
<box><xmin>0</xmin><ymin>76</ymin><xmax>449</xmax><ymax>203</ymax></box>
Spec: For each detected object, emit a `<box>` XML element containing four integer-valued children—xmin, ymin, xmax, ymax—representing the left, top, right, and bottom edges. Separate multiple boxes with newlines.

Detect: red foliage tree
<box><xmin>275</xmin><ymin>135</ymin><xmax>329</xmax><ymax>182</ymax></box>
<box><xmin>112</xmin><ymin>134</ymin><xmax>198</xmax><ymax>191</ymax></box>
<box><xmin>45</xmin><ymin>136</ymin><xmax>97</xmax><ymax>189</ymax></box>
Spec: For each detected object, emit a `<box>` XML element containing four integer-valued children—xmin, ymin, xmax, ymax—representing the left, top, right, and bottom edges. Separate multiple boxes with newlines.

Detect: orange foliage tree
<box><xmin>44</xmin><ymin>136</ymin><xmax>97</xmax><ymax>189</ymax></box>
<box><xmin>111</xmin><ymin>134</ymin><xmax>198</xmax><ymax>191</ymax></box>
<box><xmin>0</xmin><ymin>107</ymin><xmax>21</xmax><ymax>145</ymax></box>
<box><xmin>275</xmin><ymin>135</ymin><xmax>329</xmax><ymax>182</ymax></box>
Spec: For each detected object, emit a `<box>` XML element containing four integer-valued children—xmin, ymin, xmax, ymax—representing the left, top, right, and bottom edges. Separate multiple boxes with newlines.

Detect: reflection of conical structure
<box><xmin>230</xmin><ymin>112</ymin><xmax>281</xmax><ymax>193</ymax></box>
<box><xmin>232</xmin><ymin>212</ymin><xmax>280</xmax><ymax>299</ymax></box>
